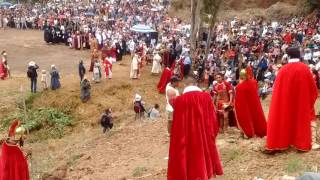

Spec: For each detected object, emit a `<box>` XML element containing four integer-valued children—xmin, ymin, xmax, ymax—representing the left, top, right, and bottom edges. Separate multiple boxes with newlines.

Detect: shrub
<box><xmin>1</xmin><ymin>108</ymin><xmax>73</xmax><ymax>141</ymax></box>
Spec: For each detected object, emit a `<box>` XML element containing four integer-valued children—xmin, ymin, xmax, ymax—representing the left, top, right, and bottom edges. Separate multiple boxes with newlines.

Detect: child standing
<box><xmin>41</xmin><ymin>70</ymin><xmax>48</xmax><ymax>90</ymax></box>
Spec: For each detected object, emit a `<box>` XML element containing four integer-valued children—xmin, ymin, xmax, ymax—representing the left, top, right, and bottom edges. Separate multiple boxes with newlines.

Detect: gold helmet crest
<box><xmin>8</xmin><ymin>120</ymin><xmax>27</xmax><ymax>141</ymax></box>
<box><xmin>239</xmin><ymin>69</ymin><xmax>248</xmax><ymax>80</ymax></box>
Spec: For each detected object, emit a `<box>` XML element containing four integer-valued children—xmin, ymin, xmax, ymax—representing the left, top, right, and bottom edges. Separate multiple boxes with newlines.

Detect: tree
<box><xmin>201</xmin><ymin>0</ymin><xmax>223</xmax><ymax>61</ymax></box>
<box><xmin>190</xmin><ymin>0</ymin><xmax>198</xmax><ymax>54</ymax></box>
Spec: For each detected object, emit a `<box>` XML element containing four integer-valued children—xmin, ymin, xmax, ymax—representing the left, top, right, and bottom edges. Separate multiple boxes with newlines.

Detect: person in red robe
<box><xmin>74</xmin><ymin>31</ymin><xmax>82</xmax><ymax>50</ymax></box>
<box><xmin>168</xmin><ymin>84</ymin><xmax>223</xmax><ymax>180</ymax></box>
<box><xmin>110</xmin><ymin>45</ymin><xmax>117</xmax><ymax>60</ymax></box>
<box><xmin>0</xmin><ymin>120</ymin><xmax>30</xmax><ymax>180</ymax></box>
<box><xmin>266</xmin><ymin>47</ymin><xmax>318</xmax><ymax>152</ymax></box>
<box><xmin>0</xmin><ymin>59</ymin><xmax>8</xmax><ymax>80</ymax></box>
<box><xmin>283</xmin><ymin>31</ymin><xmax>292</xmax><ymax>45</ymax></box>
<box><xmin>103</xmin><ymin>55</ymin><xmax>113</xmax><ymax>79</ymax></box>
<box><xmin>157</xmin><ymin>67</ymin><xmax>173</xmax><ymax>94</ymax></box>
<box><xmin>235</xmin><ymin>69</ymin><xmax>267</xmax><ymax>138</ymax></box>
<box><xmin>212</xmin><ymin>73</ymin><xmax>237</xmax><ymax>133</ymax></box>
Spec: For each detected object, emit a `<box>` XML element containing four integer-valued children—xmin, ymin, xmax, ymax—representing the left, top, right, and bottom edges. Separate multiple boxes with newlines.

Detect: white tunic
<box><xmin>165</xmin><ymin>83</ymin><xmax>179</xmax><ymax>112</ymax></box>
<box><xmin>151</xmin><ymin>53</ymin><xmax>162</xmax><ymax>74</ymax></box>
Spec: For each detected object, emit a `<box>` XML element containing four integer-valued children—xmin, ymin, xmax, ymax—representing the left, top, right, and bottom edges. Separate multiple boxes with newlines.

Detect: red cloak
<box><xmin>266</xmin><ymin>62</ymin><xmax>318</xmax><ymax>151</ymax></box>
<box><xmin>0</xmin><ymin>142</ymin><xmax>29</xmax><ymax>180</ymax></box>
<box><xmin>103</xmin><ymin>58</ymin><xmax>112</xmax><ymax>76</ymax></box>
<box><xmin>235</xmin><ymin>80</ymin><xmax>267</xmax><ymax>138</ymax></box>
<box><xmin>168</xmin><ymin>91</ymin><xmax>223</xmax><ymax>180</ymax></box>
<box><xmin>110</xmin><ymin>47</ymin><xmax>117</xmax><ymax>60</ymax></box>
<box><xmin>0</xmin><ymin>63</ymin><xmax>8</xmax><ymax>80</ymax></box>
<box><xmin>157</xmin><ymin>68</ymin><xmax>172</xmax><ymax>94</ymax></box>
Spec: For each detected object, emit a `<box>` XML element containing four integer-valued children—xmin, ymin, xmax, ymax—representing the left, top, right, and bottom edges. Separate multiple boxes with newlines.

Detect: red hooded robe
<box><xmin>0</xmin><ymin>142</ymin><xmax>30</xmax><ymax>180</ymax></box>
<box><xmin>0</xmin><ymin>63</ymin><xmax>8</xmax><ymax>80</ymax></box>
<box><xmin>157</xmin><ymin>67</ymin><xmax>173</xmax><ymax>94</ymax></box>
<box><xmin>235</xmin><ymin>79</ymin><xmax>267</xmax><ymax>138</ymax></box>
<box><xmin>0</xmin><ymin>120</ymin><xmax>29</xmax><ymax>180</ymax></box>
<box><xmin>168</xmin><ymin>89</ymin><xmax>223</xmax><ymax>180</ymax></box>
<box><xmin>266</xmin><ymin>61</ymin><xmax>318</xmax><ymax>151</ymax></box>
<box><xmin>103</xmin><ymin>58</ymin><xmax>112</xmax><ymax>76</ymax></box>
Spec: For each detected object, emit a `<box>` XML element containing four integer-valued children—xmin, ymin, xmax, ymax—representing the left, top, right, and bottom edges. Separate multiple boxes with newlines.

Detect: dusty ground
<box><xmin>1</xmin><ymin>30</ymin><xmax>320</xmax><ymax>180</ymax></box>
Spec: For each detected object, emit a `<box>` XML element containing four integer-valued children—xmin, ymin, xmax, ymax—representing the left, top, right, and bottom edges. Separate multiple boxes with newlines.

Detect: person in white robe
<box><xmin>151</xmin><ymin>51</ymin><xmax>162</xmax><ymax>74</ymax></box>
<box><xmin>130</xmin><ymin>53</ymin><xmax>141</xmax><ymax>79</ymax></box>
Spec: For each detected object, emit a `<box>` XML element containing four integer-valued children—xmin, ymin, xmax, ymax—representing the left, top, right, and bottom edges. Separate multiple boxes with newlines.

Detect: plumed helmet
<box><xmin>239</xmin><ymin>69</ymin><xmax>247</xmax><ymax>80</ymax></box>
<box><xmin>8</xmin><ymin>120</ymin><xmax>27</xmax><ymax>141</ymax></box>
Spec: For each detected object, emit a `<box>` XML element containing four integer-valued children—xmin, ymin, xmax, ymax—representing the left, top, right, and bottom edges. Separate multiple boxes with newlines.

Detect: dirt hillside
<box><xmin>169</xmin><ymin>0</ymin><xmax>308</xmax><ymax>21</ymax></box>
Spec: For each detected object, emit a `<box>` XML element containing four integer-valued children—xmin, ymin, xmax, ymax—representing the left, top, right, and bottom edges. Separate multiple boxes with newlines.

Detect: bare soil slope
<box><xmin>169</xmin><ymin>0</ymin><xmax>303</xmax><ymax>21</ymax></box>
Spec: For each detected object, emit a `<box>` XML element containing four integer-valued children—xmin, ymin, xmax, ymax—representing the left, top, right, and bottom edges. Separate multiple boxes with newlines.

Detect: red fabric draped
<box><xmin>283</xmin><ymin>33</ymin><xmax>292</xmax><ymax>45</ymax></box>
<box><xmin>0</xmin><ymin>142</ymin><xmax>29</xmax><ymax>180</ymax></box>
<box><xmin>168</xmin><ymin>91</ymin><xmax>223</xmax><ymax>180</ymax></box>
<box><xmin>110</xmin><ymin>47</ymin><xmax>117</xmax><ymax>59</ymax></box>
<box><xmin>266</xmin><ymin>62</ymin><xmax>318</xmax><ymax>151</ymax></box>
<box><xmin>157</xmin><ymin>68</ymin><xmax>172</xmax><ymax>94</ymax></box>
<box><xmin>103</xmin><ymin>59</ymin><xmax>112</xmax><ymax>76</ymax></box>
<box><xmin>0</xmin><ymin>63</ymin><xmax>8</xmax><ymax>80</ymax></box>
<box><xmin>246</xmin><ymin>66</ymin><xmax>254</xmax><ymax>80</ymax></box>
<box><xmin>235</xmin><ymin>80</ymin><xmax>267</xmax><ymax>138</ymax></box>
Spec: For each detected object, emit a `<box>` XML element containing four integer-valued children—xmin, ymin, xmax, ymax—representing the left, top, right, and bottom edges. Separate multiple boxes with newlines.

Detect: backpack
<box><xmin>133</xmin><ymin>101</ymin><xmax>141</xmax><ymax>113</ymax></box>
<box><xmin>27</xmin><ymin>68</ymin><xmax>34</xmax><ymax>78</ymax></box>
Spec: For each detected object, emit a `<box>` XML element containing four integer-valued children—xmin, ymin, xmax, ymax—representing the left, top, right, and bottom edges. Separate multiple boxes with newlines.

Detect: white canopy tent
<box><xmin>130</xmin><ymin>24</ymin><xmax>156</xmax><ymax>33</ymax></box>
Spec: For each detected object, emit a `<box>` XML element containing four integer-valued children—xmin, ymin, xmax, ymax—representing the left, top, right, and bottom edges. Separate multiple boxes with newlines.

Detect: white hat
<box><xmin>51</xmin><ymin>64</ymin><xmax>55</xmax><ymax>69</ymax></box>
<box><xmin>28</xmin><ymin>61</ymin><xmax>35</xmax><ymax>67</ymax></box>
<box><xmin>135</xmin><ymin>94</ymin><xmax>142</xmax><ymax>101</ymax></box>
<box><xmin>264</xmin><ymin>72</ymin><xmax>272</xmax><ymax>78</ymax></box>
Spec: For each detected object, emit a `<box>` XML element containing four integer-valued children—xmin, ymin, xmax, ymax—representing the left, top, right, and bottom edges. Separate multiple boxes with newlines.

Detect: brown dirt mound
<box><xmin>170</xmin><ymin>0</ymin><xmax>304</xmax><ymax>21</ymax></box>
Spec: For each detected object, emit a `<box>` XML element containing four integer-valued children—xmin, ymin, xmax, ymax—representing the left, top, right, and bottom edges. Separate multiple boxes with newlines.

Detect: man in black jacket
<box><xmin>27</xmin><ymin>61</ymin><xmax>39</xmax><ymax>93</ymax></box>
<box><xmin>78</xmin><ymin>60</ymin><xmax>86</xmax><ymax>82</ymax></box>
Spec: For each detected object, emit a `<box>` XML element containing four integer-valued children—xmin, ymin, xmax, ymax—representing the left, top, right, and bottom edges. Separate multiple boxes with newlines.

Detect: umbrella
<box><xmin>130</xmin><ymin>24</ymin><xmax>156</xmax><ymax>33</ymax></box>
<box><xmin>0</xmin><ymin>2</ymin><xmax>13</xmax><ymax>8</ymax></box>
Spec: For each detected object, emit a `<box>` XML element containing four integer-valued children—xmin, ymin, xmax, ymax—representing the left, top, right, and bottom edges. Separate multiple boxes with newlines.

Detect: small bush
<box><xmin>132</xmin><ymin>167</ymin><xmax>147</xmax><ymax>177</ymax></box>
<box><xmin>1</xmin><ymin>108</ymin><xmax>73</xmax><ymax>141</ymax></box>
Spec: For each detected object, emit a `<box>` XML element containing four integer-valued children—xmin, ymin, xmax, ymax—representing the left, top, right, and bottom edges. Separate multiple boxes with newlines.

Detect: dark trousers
<box><xmin>31</xmin><ymin>78</ymin><xmax>37</xmax><ymax>93</ymax></box>
<box><xmin>184</xmin><ymin>64</ymin><xmax>191</xmax><ymax>77</ymax></box>
<box><xmin>80</xmin><ymin>74</ymin><xmax>84</xmax><ymax>83</ymax></box>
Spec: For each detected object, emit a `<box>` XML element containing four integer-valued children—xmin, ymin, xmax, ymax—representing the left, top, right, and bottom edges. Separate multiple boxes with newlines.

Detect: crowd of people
<box><xmin>1</xmin><ymin>0</ymin><xmax>320</xmax><ymax>179</ymax></box>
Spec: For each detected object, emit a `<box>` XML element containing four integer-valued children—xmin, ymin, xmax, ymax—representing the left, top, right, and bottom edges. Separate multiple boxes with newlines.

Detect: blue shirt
<box><xmin>184</xmin><ymin>56</ymin><xmax>192</xmax><ymax>65</ymax></box>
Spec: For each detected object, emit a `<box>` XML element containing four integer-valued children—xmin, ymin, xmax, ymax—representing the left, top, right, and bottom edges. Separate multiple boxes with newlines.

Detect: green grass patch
<box><xmin>1</xmin><ymin>107</ymin><xmax>74</xmax><ymax>142</ymax></box>
<box><xmin>132</xmin><ymin>167</ymin><xmax>147</xmax><ymax>177</ymax></box>
<box><xmin>225</xmin><ymin>149</ymin><xmax>241</xmax><ymax>162</ymax></box>
<box><xmin>286</xmin><ymin>155</ymin><xmax>303</xmax><ymax>174</ymax></box>
<box><xmin>15</xmin><ymin>92</ymin><xmax>41</xmax><ymax>110</ymax></box>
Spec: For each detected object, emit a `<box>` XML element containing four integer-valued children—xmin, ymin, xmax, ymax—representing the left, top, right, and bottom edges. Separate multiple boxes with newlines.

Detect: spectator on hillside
<box><xmin>78</xmin><ymin>60</ymin><xmax>86</xmax><ymax>83</ymax></box>
<box><xmin>50</xmin><ymin>65</ymin><xmax>61</xmax><ymax>90</ymax></box>
<box><xmin>80</xmin><ymin>77</ymin><xmax>91</xmax><ymax>103</ymax></box>
<box><xmin>100</xmin><ymin>108</ymin><xmax>113</xmax><ymax>133</ymax></box>
<box><xmin>27</xmin><ymin>61</ymin><xmax>39</xmax><ymax>93</ymax></box>
<box><xmin>41</xmin><ymin>70</ymin><xmax>48</xmax><ymax>90</ymax></box>
<box><xmin>148</xmin><ymin>104</ymin><xmax>160</xmax><ymax>119</ymax></box>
